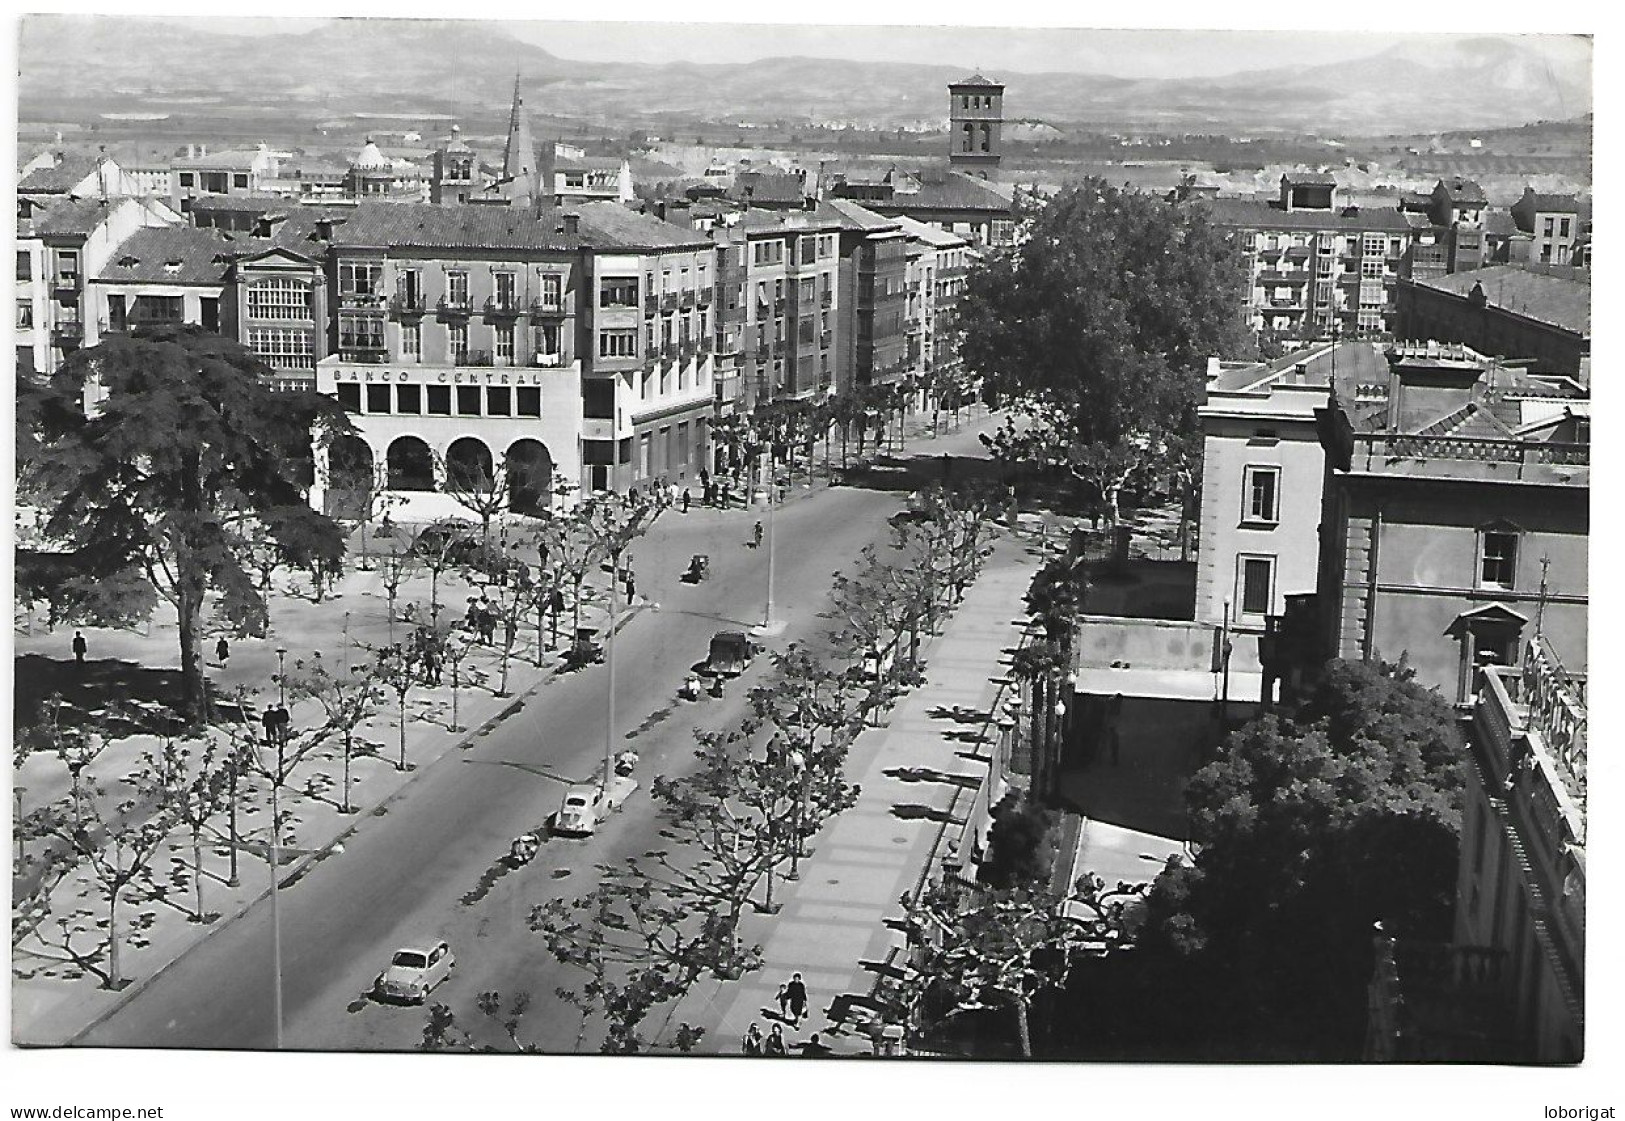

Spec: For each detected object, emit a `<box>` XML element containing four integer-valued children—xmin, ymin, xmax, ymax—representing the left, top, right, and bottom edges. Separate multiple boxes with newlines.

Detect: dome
<box><xmin>353</xmin><ymin>137</ymin><xmax>389</xmax><ymax>170</ymax></box>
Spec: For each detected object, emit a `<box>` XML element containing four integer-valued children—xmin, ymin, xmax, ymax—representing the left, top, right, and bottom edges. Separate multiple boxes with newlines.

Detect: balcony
<box><xmin>773</xmin><ymin>298</ymin><xmax>787</xmax><ymax>315</ymax></box>
<box><xmin>659</xmin><ymin>343</ymin><xmax>678</xmax><ymax>361</ymax></box>
<box><xmin>644</xmin><ymin>292</ymin><xmax>659</xmax><ymax>317</ymax></box>
<box><xmin>696</xmin><ymin>288</ymin><xmax>713</xmax><ymax>307</ymax></box>
<box><xmin>820</xmin><ymin>330</ymin><xmax>833</xmax><ymax>348</ymax></box>
<box><xmin>436</xmin><ymin>297</ymin><xmax>472</xmax><ymax>319</ymax></box>
<box><xmin>660</xmin><ymin>292</ymin><xmax>679</xmax><ymax>314</ymax></box>
<box><xmin>389</xmin><ymin>293</ymin><xmax>427</xmax><ymax>318</ymax></box>
<box><xmin>484</xmin><ymin>297</ymin><xmax>524</xmax><ymax>320</ymax></box>
<box><xmin>340</xmin><ymin>290</ymin><xmax>388</xmax><ymax>310</ymax></box>
<box><xmin>529</xmin><ymin>352</ymin><xmax>569</xmax><ymax>368</ymax></box>
<box><xmin>821</xmin><ymin>290</ymin><xmax>833</xmax><ymax>308</ymax></box>
<box><xmin>529</xmin><ymin>297</ymin><xmax>567</xmax><ymax>318</ymax></box>
<box><xmin>52</xmin><ymin>319</ymin><xmax>84</xmax><ymax>342</ymax></box>
<box><xmin>339</xmin><ymin>346</ymin><xmax>388</xmax><ymax>364</ymax></box>
<box><xmin>458</xmin><ymin>350</ymin><xmax>496</xmax><ymax>367</ymax></box>
<box><xmin>679</xmin><ymin>290</ymin><xmax>696</xmax><ymax>310</ymax></box>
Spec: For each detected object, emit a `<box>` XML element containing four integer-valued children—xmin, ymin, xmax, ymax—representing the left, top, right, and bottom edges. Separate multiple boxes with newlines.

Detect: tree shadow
<box><xmin>926</xmin><ymin>704</ymin><xmax>988</xmax><ymax>725</ymax></box>
<box><xmin>883</xmin><ymin>767</ymin><xmax>982</xmax><ymax>789</ymax></box>
<box><xmin>14</xmin><ymin>654</ymin><xmax>187</xmax><ymax>736</ymax></box>
<box><xmin>889</xmin><ymin>803</ymin><xmax>962</xmax><ymax>824</ymax></box>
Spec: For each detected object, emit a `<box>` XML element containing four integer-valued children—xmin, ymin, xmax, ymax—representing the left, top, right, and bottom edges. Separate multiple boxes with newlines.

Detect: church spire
<box><xmin>502</xmin><ymin>73</ymin><xmax>538</xmax><ymax>209</ymax></box>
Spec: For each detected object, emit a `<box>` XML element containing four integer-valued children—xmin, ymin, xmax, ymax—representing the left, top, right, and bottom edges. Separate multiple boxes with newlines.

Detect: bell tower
<box><xmin>948</xmin><ymin>73</ymin><xmax>1004</xmax><ymax>179</ymax></box>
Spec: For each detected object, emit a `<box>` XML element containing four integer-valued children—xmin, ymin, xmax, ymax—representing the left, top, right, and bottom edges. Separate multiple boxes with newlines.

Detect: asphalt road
<box><xmin>77</xmin><ymin>422</ymin><xmax>1001</xmax><ymax>1053</ymax></box>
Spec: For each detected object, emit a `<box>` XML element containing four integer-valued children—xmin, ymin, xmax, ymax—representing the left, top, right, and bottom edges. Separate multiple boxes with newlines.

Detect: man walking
<box><xmin>72</xmin><ymin>630</ymin><xmax>87</xmax><ymax>667</ymax></box>
<box><xmin>681</xmin><ymin>487</ymin><xmax>691</xmax><ymax>514</ymax></box>
<box><xmin>215</xmin><ymin>636</ymin><xmax>231</xmax><ymax>665</ymax></box>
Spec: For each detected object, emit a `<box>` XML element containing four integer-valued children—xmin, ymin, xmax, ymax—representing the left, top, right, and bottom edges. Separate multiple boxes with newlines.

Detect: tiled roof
<box><xmin>94</xmin><ymin>226</ymin><xmax>239</xmax><ymax>285</ymax></box>
<box><xmin>571</xmin><ymin>200</ymin><xmax>713</xmax><ymax>251</ymax></box>
<box><xmin>188</xmin><ymin>193</ymin><xmax>298</xmax><ymax>214</ymax></box>
<box><xmin>18</xmin><ymin>153</ymin><xmax>100</xmax><ymax>193</ymax></box>
<box><xmin>894</xmin><ymin>214</ymin><xmax>970</xmax><ymax>248</ymax></box>
<box><xmin>732</xmin><ymin>204</ymin><xmax>850</xmax><ymax>235</ymax></box>
<box><xmin>885</xmin><ymin>167</ymin><xmax>1014</xmax><ymax>215</ymax></box>
<box><xmin>331</xmin><ymin>201</ymin><xmax>585</xmax><ymax>252</ymax></box>
<box><xmin>1521</xmin><ymin>192</ymin><xmax>1580</xmax><ymax>213</ymax></box>
<box><xmin>29</xmin><ymin>196</ymin><xmax>126</xmax><ymax>237</ymax></box>
<box><xmin>1282</xmin><ymin>172</ymin><xmax>1338</xmax><ymax>187</ymax></box>
<box><xmin>1484</xmin><ymin>208</ymin><xmax>1519</xmax><ymax>238</ymax></box>
<box><xmin>824</xmin><ymin>197</ymin><xmax>900</xmax><ymax>232</ymax></box>
<box><xmin>727</xmin><ymin>171</ymin><xmax>806</xmax><ymax>205</ymax></box>
<box><xmin>1438</xmin><ymin>178</ymin><xmax>1487</xmax><ymax>204</ymax></box>
<box><xmin>1202</xmin><ymin>197</ymin><xmax>1414</xmax><ymax>234</ymax></box>
<box><xmin>1415</xmin><ymin>401</ymin><xmax>1518</xmax><ymax>440</ymax></box>
<box><xmin>951</xmin><ymin>73</ymin><xmax>1002</xmax><ymax>87</ymax></box>
<box><xmin>1410</xmin><ymin>264</ymin><xmax>1590</xmax><ymax>336</ymax></box>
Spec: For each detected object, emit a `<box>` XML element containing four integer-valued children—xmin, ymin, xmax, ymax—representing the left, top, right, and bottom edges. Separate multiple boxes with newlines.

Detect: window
<box><xmin>339</xmin><ymin>263</ymin><xmax>381</xmax><ymax>296</ymax></box>
<box><xmin>17</xmin><ymin>303</ymin><xmax>32</xmax><ymax>329</ymax></box>
<box><xmin>1543</xmin><ymin>217</ymin><xmax>1555</xmax><ymax>237</ymax></box>
<box><xmin>1238</xmin><ymin>556</ymin><xmax>1275</xmax><ymax>616</ymax></box>
<box><xmin>338</xmin><ymin>314</ymin><xmax>384</xmax><ymax>352</ymax></box>
<box><xmin>16</xmin><ymin>250</ymin><xmax>31</xmax><ymax>281</ymax></box>
<box><xmin>486</xmin><ymin>387</ymin><xmax>512</xmax><ymax>416</ymax></box>
<box><xmin>426</xmin><ymin>385</ymin><xmax>452</xmax><ymax>415</ymax></box>
<box><xmin>456</xmin><ymin>386</ymin><xmax>482</xmax><ymax>416</ymax></box>
<box><xmin>582</xmin><ymin>378</ymin><xmax>615</xmax><ymax>419</ymax></box>
<box><xmin>1362</xmin><ymin>234</ymin><xmax>1385</xmax><ymax>255</ymax></box>
<box><xmin>1243</xmin><ymin>466</ymin><xmax>1279</xmax><ymax>524</ymax></box>
<box><xmin>179</xmin><ymin>172</ymin><xmax>195</xmax><ymax>187</ymax></box>
<box><xmin>401</xmin><ymin>322</ymin><xmax>421</xmax><ymax>361</ymax></box>
<box><xmin>599</xmin><ymin>278</ymin><xmax>638</xmax><ymax>308</ymax></box>
<box><xmin>1479</xmin><ymin>531</ymin><xmax>1518</xmax><ymax>590</ymax></box>
<box><xmin>1559</xmin><ymin>217</ymin><xmax>1571</xmax><ymax>238</ymax></box>
<box><xmin>366</xmin><ymin>384</ymin><xmax>391</xmax><ymax>414</ymax></box>
<box><xmin>539</xmin><ymin>272</ymin><xmax>562</xmax><ymax>309</ymax></box>
<box><xmin>516</xmin><ymin>387</ymin><xmax>541</xmax><ymax>417</ymax></box>
<box><xmin>448</xmin><ymin>323</ymin><xmax>468</xmax><ymax>363</ymax></box>
<box><xmin>494</xmin><ymin>324</ymin><xmax>515</xmax><ymax>365</ymax></box>
<box><xmin>336</xmin><ymin>383</ymin><xmax>361</xmax><ymax>412</ymax></box>
<box><xmin>247</xmin><ymin>278</ymin><xmax>312</xmax><ymax>321</ymax></box>
<box><xmin>396</xmin><ymin>384</ymin><xmax>421</xmax><ymax>415</ymax></box>
<box><xmin>247</xmin><ymin>328</ymin><xmax>314</xmax><ymax>370</ymax></box>
<box><xmin>1360</xmin><ymin>258</ymin><xmax>1385</xmax><ymax>279</ymax></box>
<box><xmin>494</xmin><ymin>272</ymin><xmax>516</xmax><ymax>310</ymax></box>
<box><xmin>533</xmin><ymin>323</ymin><xmax>560</xmax><ymax>364</ymax></box>
<box><xmin>399</xmin><ymin>268</ymin><xmax>422</xmax><ymax>306</ymax></box>
<box><xmin>445</xmin><ymin>270</ymin><xmax>469</xmax><ymax>308</ymax></box>
<box><xmin>599</xmin><ymin>329</ymin><xmax>637</xmax><ymax>358</ymax></box>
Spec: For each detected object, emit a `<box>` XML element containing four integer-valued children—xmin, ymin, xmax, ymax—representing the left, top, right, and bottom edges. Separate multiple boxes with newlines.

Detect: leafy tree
<box><xmin>421</xmin><ymin>991</ymin><xmax>538</xmax><ymax>1053</ymax></box>
<box><xmin>1137</xmin><ymin>658</ymin><xmax>1464</xmax><ymax>1056</ymax></box>
<box><xmin>961</xmin><ymin>179</ymin><xmax>1248</xmax><ymax>525</ymax></box>
<box><xmin>372</xmin><ymin>644</ymin><xmax>420</xmax><ymax>771</ymax></box>
<box><xmin>17</xmin><ymin>326</ymin><xmax>351</xmax><ymax>719</ymax></box>
<box><xmin>138</xmin><ymin>730</ymin><xmax>231</xmax><ymax>922</ymax></box>
<box><xmin>285</xmin><ymin>653</ymin><xmax>384</xmax><ymax>814</ymax></box>
<box><xmin>531</xmin><ymin>864</ymin><xmax>761</xmax><ymax>1053</ymax></box>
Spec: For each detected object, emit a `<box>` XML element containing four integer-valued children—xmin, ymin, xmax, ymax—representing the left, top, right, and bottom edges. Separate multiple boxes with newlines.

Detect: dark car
<box><xmin>410</xmin><ymin>524</ymin><xmax>480</xmax><ymax>565</ymax></box>
<box><xmin>704</xmin><ymin>630</ymin><xmax>757</xmax><ymax>678</ymax></box>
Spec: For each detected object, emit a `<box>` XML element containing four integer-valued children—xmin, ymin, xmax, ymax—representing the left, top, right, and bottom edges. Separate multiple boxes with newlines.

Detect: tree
<box><xmin>530</xmin><ymin>863</ymin><xmax>762</xmax><ymax>1053</ymax></box>
<box><xmin>898</xmin><ymin>876</ymin><xmax>1139</xmax><ymax>1058</ymax></box>
<box><xmin>1137</xmin><ymin>658</ymin><xmax>1464</xmax><ymax>1056</ymax></box>
<box><xmin>138</xmin><ymin>730</ymin><xmax>231</xmax><ymax>922</ymax></box>
<box><xmin>961</xmin><ymin>180</ymin><xmax>1249</xmax><ymax>525</ymax></box>
<box><xmin>284</xmin><ymin>654</ymin><xmax>384</xmax><ymax>814</ymax></box>
<box><xmin>17</xmin><ymin>326</ymin><xmax>351</xmax><ymax>720</ymax></box>
<box><xmin>982</xmin><ymin>791</ymin><xmax>1058</xmax><ymax>889</ymax></box>
<box><xmin>421</xmin><ymin>991</ymin><xmax>539</xmax><ymax>1053</ymax></box>
<box><xmin>372</xmin><ymin>644</ymin><xmax>419</xmax><ymax>771</ymax></box>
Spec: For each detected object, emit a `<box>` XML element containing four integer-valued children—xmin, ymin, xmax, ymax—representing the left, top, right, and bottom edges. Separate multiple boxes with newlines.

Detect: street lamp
<box><xmin>274</xmin><ymin>646</ymin><xmax>288</xmax><ymax>708</ymax></box>
<box><xmin>752</xmin><ymin>451</ymin><xmax>786</xmax><ymax>638</ymax></box>
<box><xmin>783</xmin><ymin>743</ymin><xmax>807</xmax><ymax>881</ymax></box>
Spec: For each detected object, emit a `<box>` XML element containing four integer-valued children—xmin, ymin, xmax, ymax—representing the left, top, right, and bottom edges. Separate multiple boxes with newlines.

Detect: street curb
<box><xmin>53</xmin><ymin>601</ymin><xmax>652</xmax><ymax>1048</ymax></box>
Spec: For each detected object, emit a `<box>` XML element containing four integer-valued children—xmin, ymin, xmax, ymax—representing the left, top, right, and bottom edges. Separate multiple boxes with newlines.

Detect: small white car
<box><xmin>554</xmin><ymin>784</ymin><xmax>608</xmax><ymax>837</ymax></box>
<box><xmin>374</xmin><ymin>940</ymin><xmax>455</xmax><ymax>1004</ymax></box>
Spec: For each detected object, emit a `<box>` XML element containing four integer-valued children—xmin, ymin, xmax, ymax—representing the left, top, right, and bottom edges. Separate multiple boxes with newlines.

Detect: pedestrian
<box><xmin>798</xmin><ymin>1033</ymin><xmax>833</xmax><ymax>1057</ymax></box>
<box><xmin>624</xmin><ymin>570</ymin><xmax>636</xmax><ymax>601</ymax></box>
<box><xmin>681</xmin><ymin>487</ymin><xmax>691</xmax><ymax>514</ymax></box>
<box><xmin>764</xmin><ymin>1024</ymin><xmax>788</xmax><ymax>1057</ymax></box>
<box><xmin>742</xmin><ymin>1023</ymin><xmax>764</xmax><ymax>1056</ymax></box>
<box><xmin>503</xmin><ymin>616</ymin><xmax>517</xmax><ymax>650</ymax></box>
<box><xmin>776</xmin><ymin>983</ymin><xmax>792</xmax><ymax>1020</ymax></box>
<box><xmin>753</xmin><ymin>520</ymin><xmax>764</xmax><ymax>549</ymax></box>
<box><xmin>785</xmin><ymin>972</ymin><xmax>809</xmax><ymax>1024</ymax></box>
<box><xmin>72</xmin><ymin>630</ymin><xmax>87</xmax><ymax>666</ymax></box>
<box><xmin>261</xmin><ymin>706</ymin><xmax>277</xmax><ymax>746</ymax></box>
<box><xmin>274</xmin><ymin>705</ymin><xmax>292</xmax><ymax>747</ymax></box>
<box><xmin>215</xmin><ymin>636</ymin><xmax>230</xmax><ymax>665</ymax></box>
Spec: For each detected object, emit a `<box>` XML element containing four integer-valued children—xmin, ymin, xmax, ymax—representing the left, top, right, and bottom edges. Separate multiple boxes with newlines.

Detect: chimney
<box><xmin>187</xmin><ymin>143</ymin><xmax>196</xmax><ymax>160</ymax></box>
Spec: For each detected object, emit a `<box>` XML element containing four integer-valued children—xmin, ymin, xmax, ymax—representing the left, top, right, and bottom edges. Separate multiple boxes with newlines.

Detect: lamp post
<box><xmin>784</xmin><ymin>744</ymin><xmax>807</xmax><ymax>881</ymax></box>
<box><xmin>261</xmin><ymin>784</ymin><xmax>343</xmax><ymax>1051</ymax></box>
<box><xmin>752</xmin><ymin>450</ymin><xmax>785</xmax><ymax>637</ymax></box>
<box><xmin>274</xmin><ymin>646</ymin><xmax>288</xmax><ymax>708</ymax></box>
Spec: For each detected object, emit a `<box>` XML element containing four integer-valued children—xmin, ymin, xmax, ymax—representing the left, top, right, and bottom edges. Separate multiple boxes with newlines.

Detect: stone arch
<box><xmin>324</xmin><ymin>434</ymin><xmax>376</xmax><ymax>519</ymax></box>
<box><xmin>386</xmin><ymin>434</ymin><xmax>435</xmax><ymax>491</ymax></box>
<box><xmin>505</xmin><ymin>438</ymin><xmax>555</xmax><ymax>515</ymax></box>
<box><xmin>444</xmin><ymin>435</ymin><xmax>495</xmax><ymax>494</ymax></box>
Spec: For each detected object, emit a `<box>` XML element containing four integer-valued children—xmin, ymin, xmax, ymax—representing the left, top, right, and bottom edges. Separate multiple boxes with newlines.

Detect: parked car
<box><xmin>410</xmin><ymin>524</ymin><xmax>480</xmax><ymax>566</ymax></box>
<box><xmin>374</xmin><ymin>940</ymin><xmax>455</xmax><ymax>1004</ymax></box>
<box><xmin>554</xmin><ymin>784</ymin><xmax>609</xmax><ymax>837</ymax></box>
<box><xmin>705</xmin><ymin>630</ymin><xmax>757</xmax><ymax>678</ymax></box>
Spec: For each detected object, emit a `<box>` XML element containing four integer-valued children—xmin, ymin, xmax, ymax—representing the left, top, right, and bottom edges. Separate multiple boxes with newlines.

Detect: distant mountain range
<box><xmin>19</xmin><ymin>16</ymin><xmax>1593</xmax><ymax>137</ymax></box>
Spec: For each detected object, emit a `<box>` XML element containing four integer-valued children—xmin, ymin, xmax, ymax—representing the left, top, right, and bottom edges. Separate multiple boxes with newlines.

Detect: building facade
<box><xmin>1195</xmin><ymin>342</ymin><xmax>1390</xmax><ymax>678</ymax></box>
<box><xmin>947</xmin><ymin>73</ymin><xmax>1004</xmax><ymax>179</ymax></box>
<box><xmin>827</xmin><ymin>199</ymin><xmax>910</xmax><ymax>396</ymax></box>
<box><xmin>1393</xmin><ymin>264</ymin><xmax>1590</xmax><ymax>383</ymax></box>
<box><xmin>1510</xmin><ymin>190</ymin><xmax>1582</xmax><ymax>266</ymax></box>
<box><xmin>170</xmin><ymin>145</ymin><xmax>280</xmax><ymax>213</ymax></box>
<box><xmin>1198</xmin><ymin>174</ymin><xmax>1419</xmax><ymax>342</ymax></box>
<box><xmin>1312</xmin><ymin>344</ymin><xmax>1588</xmax><ymax>702</ymax></box>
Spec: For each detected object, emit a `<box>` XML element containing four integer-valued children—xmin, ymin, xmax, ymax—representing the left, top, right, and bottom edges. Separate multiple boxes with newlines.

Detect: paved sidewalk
<box><xmin>659</xmin><ymin>529</ymin><xmax>1044</xmax><ymax>1056</ymax></box>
